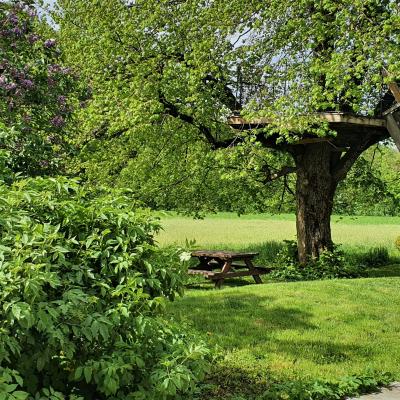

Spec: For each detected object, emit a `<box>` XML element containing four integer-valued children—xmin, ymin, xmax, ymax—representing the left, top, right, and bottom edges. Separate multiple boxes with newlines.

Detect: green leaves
<box><xmin>0</xmin><ymin>369</ymin><xmax>28</xmax><ymax>400</ymax></box>
<box><xmin>260</xmin><ymin>372</ymin><xmax>394</xmax><ymax>400</ymax></box>
<box><xmin>56</xmin><ymin>0</ymin><xmax>399</xmax><ymax>210</ymax></box>
<box><xmin>0</xmin><ymin>176</ymin><xmax>210</xmax><ymax>399</ymax></box>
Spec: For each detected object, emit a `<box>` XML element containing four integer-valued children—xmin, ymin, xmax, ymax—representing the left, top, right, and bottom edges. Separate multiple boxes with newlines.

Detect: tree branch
<box><xmin>332</xmin><ymin>133</ymin><xmax>382</xmax><ymax>182</ymax></box>
<box><xmin>262</xmin><ymin>165</ymin><xmax>296</xmax><ymax>183</ymax></box>
<box><xmin>158</xmin><ymin>93</ymin><xmax>221</xmax><ymax>148</ymax></box>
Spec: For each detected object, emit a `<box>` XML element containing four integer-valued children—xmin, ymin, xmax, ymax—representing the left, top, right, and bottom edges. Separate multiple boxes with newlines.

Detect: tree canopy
<box><xmin>55</xmin><ymin>0</ymin><xmax>400</xmax><ymax>260</ymax></box>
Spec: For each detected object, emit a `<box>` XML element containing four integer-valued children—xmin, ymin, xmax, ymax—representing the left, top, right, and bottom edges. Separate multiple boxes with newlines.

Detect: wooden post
<box><xmin>386</xmin><ymin>114</ymin><xmax>400</xmax><ymax>151</ymax></box>
<box><xmin>382</xmin><ymin>68</ymin><xmax>400</xmax><ymax>103</ymax></box>
<box><xmin>215</xmin><ymin>260</ymin><xmax>232</xmax><ymax>288</ymax></box>
<box><xmin>244</xmin><ymin>259</ymin><xmax>263</xmax><ymax>284</ymax></box>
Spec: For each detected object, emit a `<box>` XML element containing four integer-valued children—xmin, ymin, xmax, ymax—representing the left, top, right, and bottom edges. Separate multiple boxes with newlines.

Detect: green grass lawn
<box><xmin>157</xmin><ymin>213</ymin><xmax>400</xmax><ymax>253</ymax></box>
<box><xmin>169</xmin><ymin>278</ymin><xmax>400</xmax><ymax>399</ymax></box>
<box><xmin>161</xmin><ymin>213</ymin><xmax>400</xmax><ymax>399</ymax></box>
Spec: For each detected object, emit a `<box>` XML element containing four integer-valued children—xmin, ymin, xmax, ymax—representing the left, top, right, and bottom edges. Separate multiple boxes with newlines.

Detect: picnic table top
<box><xmin>191</xmin><ymin>250</ymin><xmax>259</xmax><ymax>260</ymax></box>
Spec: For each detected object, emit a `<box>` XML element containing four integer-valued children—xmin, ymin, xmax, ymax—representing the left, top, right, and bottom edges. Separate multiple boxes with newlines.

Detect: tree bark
<box><xmin>294</xmin><ymin>143</ymin><xmax>338</xmax><ymax>264</ymax></box>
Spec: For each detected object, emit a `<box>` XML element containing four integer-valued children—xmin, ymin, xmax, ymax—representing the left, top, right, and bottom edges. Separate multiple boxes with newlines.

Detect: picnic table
<box><xmin>189</xmin><ymin>250</ymin><xmax>270</xmax><ymax>288</ymax></box>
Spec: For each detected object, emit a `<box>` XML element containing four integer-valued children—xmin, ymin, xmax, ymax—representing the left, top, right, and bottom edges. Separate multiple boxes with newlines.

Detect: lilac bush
<box><xmin>0</xmin><ymin>1</ymin><xmax>84</xmax><ymax>176</ymax></box>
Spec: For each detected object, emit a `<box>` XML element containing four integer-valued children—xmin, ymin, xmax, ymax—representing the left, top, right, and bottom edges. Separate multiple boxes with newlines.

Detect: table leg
<box><xmin>245</xmin><ymin>259</ymin><xmax>262</xmax><ymax>284</ymax></box>
<box><xmin>215</xmin><ymin>260</ymin><xmax>232</xmax><ymax>288</ymax></box>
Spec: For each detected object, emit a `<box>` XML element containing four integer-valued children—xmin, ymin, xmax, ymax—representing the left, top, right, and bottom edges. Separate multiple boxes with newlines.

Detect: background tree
<box><xmin>56</xmin><ymin>0</ymin><xmax>399</xmax><ymax>263</ymax></box>
<box><xmin>335</xmin><ymin>146</ymin><xmax>400</xmax><ymax>216</ymax></box>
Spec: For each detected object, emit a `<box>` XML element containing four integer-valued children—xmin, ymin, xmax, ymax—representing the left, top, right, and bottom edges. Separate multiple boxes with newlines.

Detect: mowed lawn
<box><xmin>161</xmin><ymin>213</ymin><xmax>400</xmax><ymax>398</ymax></box>
<box><xmin>157</xmin><ymin>213</ymin><xmax>400</xmax><ymax>253</ymax></box>
<box><xmin>169</xmin><ymin>278</ymin><xmax>400</xmax><ymax>398</ymax></box>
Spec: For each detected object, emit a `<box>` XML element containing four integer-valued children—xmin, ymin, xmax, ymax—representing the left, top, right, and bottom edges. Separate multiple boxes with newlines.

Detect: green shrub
<box><xmin>395</xmin><ymin>236</ymin><xmax>400</xmax><ymax>252</ymax></box>
<box><xmin>270</xmin><ymin>241</ymin><xmax>361</xmax><ymax>281</ymax></box>
<box><xmin>0</xmin><ymin>177</ymin><xmax>210</xmax><ymax>399</ymax></box>
<box><xmin>260</xmin><ymin>372</ymin><xmax>393</xmax><ymax>400</ymax></box>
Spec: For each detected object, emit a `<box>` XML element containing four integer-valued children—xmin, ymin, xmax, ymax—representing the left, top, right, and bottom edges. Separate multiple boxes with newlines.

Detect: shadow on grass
<box><xmin>175</xmin><ymin>293</ymin><xmax>319</xmax><ymax>343</ymax></box>
<box><xmin>269</xmin><ymin>338</ymin><xmax>371</xmax><ymax>364</ymax></box>
<box><xmin>363</xmin><ymin>263</ymin><xmax>400</xmax><ymax>277</ymax></box>
<box><xmin>173</xmin><ymin>287</ymin><xmax>381</xmax><ymax>399</ymax></box>
<box><xmin>186</xmin><ymin>277</ymin><xmax>256</xmax><ymax>290</ymax></box>
<box><xmin>200</xmin><ymin>337</ymin><xmax>368</xmax><ymax>399</ymax></box>
<box><xmin>176</xmin><ymin>293</ymin><xmax>368</xmax><ymax>358</ymax></box>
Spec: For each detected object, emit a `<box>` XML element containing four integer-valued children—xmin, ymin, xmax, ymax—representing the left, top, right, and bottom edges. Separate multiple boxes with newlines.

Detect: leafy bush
<box><xmin>260</xmin><ymin>372</ymin><xmax>393</xmax><ymax>400</ymax></box>
<box><xmin>0</xmin><ymin>177</ymin><xmax>210</xmax><ymax>399</ymax></box>
<box><xmin>270</xmin><ymin>241</ymin><xmax>361</xmax><ymax>281</ymax></box>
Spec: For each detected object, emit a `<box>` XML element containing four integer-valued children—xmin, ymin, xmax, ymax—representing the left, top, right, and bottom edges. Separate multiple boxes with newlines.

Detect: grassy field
<box><xmin>157</xmin><ymin>213</ymin><xmax>400</xmax><ymax>253</ymax></box>
<box><xmin>161</xmin><ymin>213</ymin><xmax>400</xmax><ymax>399</ymax></box>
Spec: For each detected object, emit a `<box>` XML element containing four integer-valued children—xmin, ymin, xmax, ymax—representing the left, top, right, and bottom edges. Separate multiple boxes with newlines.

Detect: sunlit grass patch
<box><xmin>157</xmin><ymin>213</ymin><xmax>400</xmax><ymax>253</ymax></box>
<box><xmin>168</xmin><ymin>278</ymin><xmax>400</xmax><ymax>399</ymax></box>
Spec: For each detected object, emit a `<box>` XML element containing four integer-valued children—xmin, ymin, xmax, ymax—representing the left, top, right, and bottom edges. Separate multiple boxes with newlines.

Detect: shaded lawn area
<box><xmin>168</xmin><ymin>277</ymin><xmax>400</xmax><ymax>399</ymax></box>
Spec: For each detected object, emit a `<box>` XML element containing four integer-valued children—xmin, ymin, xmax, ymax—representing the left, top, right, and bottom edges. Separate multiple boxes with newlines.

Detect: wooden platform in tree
<box><xmin>228</xmin><ymin>100</ymin><xmax>400</xmax><ymax>151</ymax></box>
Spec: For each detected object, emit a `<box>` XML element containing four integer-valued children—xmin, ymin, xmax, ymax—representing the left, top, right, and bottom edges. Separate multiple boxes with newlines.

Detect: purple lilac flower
<box><xmin>28</xmin><ymin>34</ymin><xmax>39</xmax><ymax>44</ymax></box>
<box><xmin>58</xmin><ymin>95</ymin><xmax>67</xmax><ymax>104</ymax></box>
<box><xmin>47</xmin><ymin>134</ymin><xmax>60</xmax><ymax>144</ymax></box>
<box><xmin>21</xmin><ymin>79</ymin><xmax>34</xmax><ymax>88</ymax></box>
<box><xmin>12</xmin><ymin>27</ymin><xmax>22</xmax><ymax>36</ymax></box>
<box><xmin>48</xmin><ymin>64</ymin><xmax>61</xmax><ymax>74</ymax></box>
<box><xmin>61</xmin><ymin>67</ymin><xmax>71</xmax><ymax>75</ymax></box>
<box><xmin>51</xmin><ymin>116</ymin><xmax>65</xmax><ymax>128</ymax></box>
<box><xmin>27</xmin><ymin>8</ymin><xmax>37</xmax><ymax>18</ymax></box>
<box><xmin>5</xmin><ymin>83</ymin><xmax>17</xmax><ymax>91</ymax></box>
<box><xmin>44</xmin><ymin>39</ymin><xmax>57</xmax><ymax>48</ymax></box>
<box><xmin>10</xmin><ymin>68</ymin><xmax>21</xmax><ymax>78</ymax></box>
<box><xmin>14</xmin><ymin>71</ymin><xmax>25</xmax><ymax>80</ymax></box>
<box><xmin>14</xmin><ymin>2</ymin><xmax>24</xmax><ymax>11</ymax></box>
<box><xmin>0</xmin><ymin>76</ymin><xmax>7</xmax><ymax>88</ymax></box>
<box><xmin>39</xmin><ymin>160</ymin><xmax>49</xmax><ymax>168</ymax></box>
<box><xmin>8</xmin><ymin>13</ymin><xmax>19</xmax><ymax>25</ymax></box>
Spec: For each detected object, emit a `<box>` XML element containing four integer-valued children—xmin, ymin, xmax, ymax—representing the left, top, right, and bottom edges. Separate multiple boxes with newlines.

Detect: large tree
<box><xmin>56</xmin><ymin>0</ymin><xmax>399</xmax><ymax>263</ymax></box>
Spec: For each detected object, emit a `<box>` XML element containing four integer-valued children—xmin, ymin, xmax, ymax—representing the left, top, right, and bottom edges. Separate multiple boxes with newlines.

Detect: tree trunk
<box><xmin>294</xmin><ymin>143</ymin><xmax>338</xmax><ymax>264</ymax></box>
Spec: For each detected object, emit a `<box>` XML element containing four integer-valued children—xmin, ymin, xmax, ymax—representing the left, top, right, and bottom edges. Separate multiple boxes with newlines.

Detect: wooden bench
<box><xmin>189</xmin><ymin>250</ymin><xmax>271</xmax><ymax>288</ymax></box>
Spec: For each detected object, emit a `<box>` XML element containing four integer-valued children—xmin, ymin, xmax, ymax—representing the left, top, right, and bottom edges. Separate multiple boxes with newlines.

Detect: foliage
<box><xmin>270</xmin><ymin>241</ymin><xmax>361</xmax><ymax>281</ymax></box>
<box><xmin>259</xmin><ymin>373</ymin><xmax>393</xmax><ymax>400</ymax></box>
<box><xmin>54</xmin><ymin>0</ymin><xmax>398</xmax><ymax>210</ymax></box>
<box><xmin>0</xmin><ymin>1</ymin><xmax>83</xmax><ymax>176</ymax></box>
<box><xmin>334</xmin><ymin>147</ymin><xmax>400</xmax><ymax>216</ymax></box>
<box><xmin>0</xmin><ymin>176</ymin><xmax>210</xmax><ymax>399</ymax></box>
